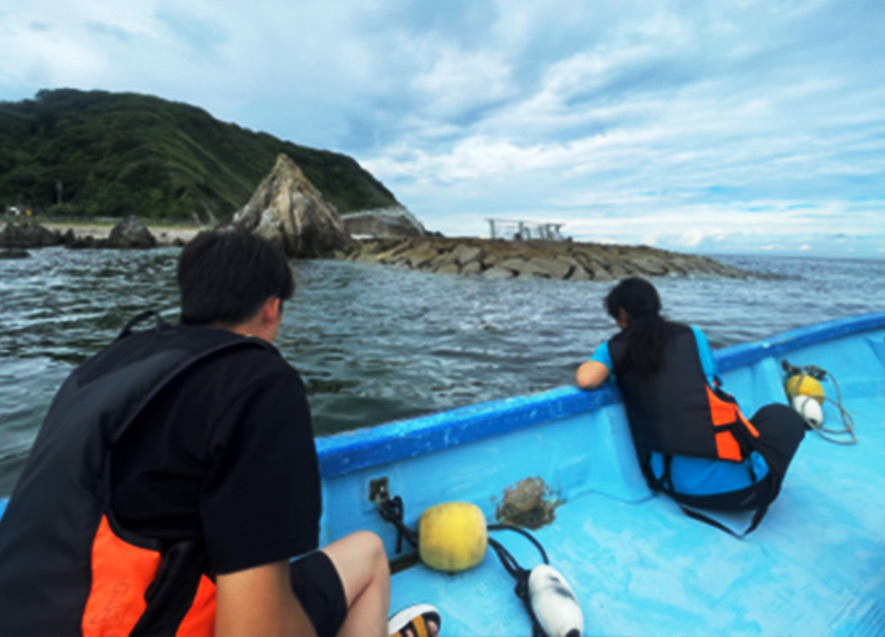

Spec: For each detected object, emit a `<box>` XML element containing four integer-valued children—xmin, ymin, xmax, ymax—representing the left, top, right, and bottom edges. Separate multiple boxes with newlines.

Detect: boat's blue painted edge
<box><xmin>316</xmin><ymin>312</ymin><xmax>885</xmax><ymax>477</ymax></box>
<box><xmin>715</xmin><ymin>311</ymin><xmax>885</xmax><ymax>372</ymax></box>
<box><xmin>316</xmin><ymin>384</ymin><xmax>620</xmax><ymax>476</ymax></box>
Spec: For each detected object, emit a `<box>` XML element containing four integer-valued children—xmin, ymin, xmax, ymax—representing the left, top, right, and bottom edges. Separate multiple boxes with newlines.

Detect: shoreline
<box><xmin>40</xmin><ymin>220</ymin><xmax>204</xmax><ymax>246</ymax></box>
<box><xmin>3</xmin><ymin>219</ymin><xmax>751</xmax><ymax>280</ymax></box>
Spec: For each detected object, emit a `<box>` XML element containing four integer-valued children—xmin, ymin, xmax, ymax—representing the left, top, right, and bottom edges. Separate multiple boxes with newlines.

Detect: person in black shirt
<box><xmin>0</xmin><ymin>228</ymin><xmax>440</xmax><ymax>637</ymax></box>
<box><xmin>126</xmin><ymin>229</ymin><xmax>441</xmax><ymax>636</ymax></box>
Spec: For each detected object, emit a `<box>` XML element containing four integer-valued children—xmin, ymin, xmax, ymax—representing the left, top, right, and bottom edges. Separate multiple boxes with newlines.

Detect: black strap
<box><xmin>376</xmin><ymin>496</ymin><xmax>418</xmax><ymax>554</ymax></box>
<box><xmin>658</xmin><ymin>451</ymin><xmax>771</xmax><ymax>537</ymax></box>
<box><xmin>678</xmin><ymin>497</ymin><xmax>771</xmax><ymax>538</ymax></box>
<box><xmin>486</xmin><ymin>528</ymin><xmax>549</xmax><ymax>637</ymax></box>
<box><xmin>118</xmin><ymin>310</ymin><xmax>169</xmax><ymax>339</ymax></box>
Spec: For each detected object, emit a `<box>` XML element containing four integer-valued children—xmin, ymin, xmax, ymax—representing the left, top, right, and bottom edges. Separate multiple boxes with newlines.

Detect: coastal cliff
<box><xmin>340</xmin><ymin>237</ymin><xmax>749</xmax><ymax>280</ymax></box>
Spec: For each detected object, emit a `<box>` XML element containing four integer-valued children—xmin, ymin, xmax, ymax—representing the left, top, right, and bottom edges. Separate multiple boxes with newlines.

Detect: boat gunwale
<box><xmin>316</xmin><ymin>312</ymin><xmax>885</xmax><ymax>477</ymax></box>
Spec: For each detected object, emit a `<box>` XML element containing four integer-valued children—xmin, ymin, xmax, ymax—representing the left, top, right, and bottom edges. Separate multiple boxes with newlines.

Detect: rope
<box><xmin>485</xmin><ymin>525</ymin><xmax>550</xmax><ymax>637</ymax></box>
<box><xmin>487</xmin><ymin>523</ymin><xmax>550</xmax><ymax>566</ymax></box>
<box><xmin>376</xmin><ymin>496</ymin><xmax>419</xmax><ymax>554</ymax></box>
<box><xmin>782</xmin><ymin>360</ymin><xmax>857</xmax><ymax>445</ymax></box>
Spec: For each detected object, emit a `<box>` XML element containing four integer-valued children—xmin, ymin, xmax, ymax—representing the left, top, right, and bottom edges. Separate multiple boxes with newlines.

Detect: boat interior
<box><xmin>316</xmin><ymin>314</ymin><xmax>885</xmax><ymax>635</ymax></box>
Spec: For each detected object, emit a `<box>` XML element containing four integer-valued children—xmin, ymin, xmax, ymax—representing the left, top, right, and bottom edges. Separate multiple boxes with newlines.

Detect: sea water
<box><xmin>2</xmin><ymin>247</ymin><xmax>884</xmax><ymax>495</ymax></box>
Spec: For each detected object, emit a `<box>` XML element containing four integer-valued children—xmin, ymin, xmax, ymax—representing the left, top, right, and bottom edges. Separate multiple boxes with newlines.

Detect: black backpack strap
<box><xmin>118</xmin><ymin>311</ymin><xmax>169</xmax><ymax>339</ymax></box>
<box><xmin>658</xmin><ymin>450</ymin><xmax>773</xmax><ymax>537</ymax></box>
<box><xmin>639</xmin><ymin>452</ymin><xmax>669</xmax><ymax>492</ymax></box>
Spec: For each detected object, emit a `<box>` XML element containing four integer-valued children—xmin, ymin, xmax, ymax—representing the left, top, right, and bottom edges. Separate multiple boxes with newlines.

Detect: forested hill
<box><xmin>0</xmin><ymin>89</ymin><xmax>398</xmax><ymax>221</ymax></box>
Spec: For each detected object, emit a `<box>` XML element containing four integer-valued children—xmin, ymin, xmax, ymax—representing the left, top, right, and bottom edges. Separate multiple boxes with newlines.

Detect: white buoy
<box><xmin>528</xmin><ymin>564</ymin><xmax>584</xmax><ymax>637</ymax></box>
<box><xmin>793</xmin><ymin>395</ymin><xmax>824</xmax><ymax>429</ymax></box>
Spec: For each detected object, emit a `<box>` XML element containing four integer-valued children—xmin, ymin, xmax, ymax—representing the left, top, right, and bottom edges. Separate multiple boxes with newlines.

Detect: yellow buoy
<box><xmin>418</xmin><ymin>502</ymin><xmax>487</xmax><ymax>572</ymax></box>
<box><xmin>785</xmin><ymin>374</ymin><xmax>825</xmax><ymax>405</ymax></box>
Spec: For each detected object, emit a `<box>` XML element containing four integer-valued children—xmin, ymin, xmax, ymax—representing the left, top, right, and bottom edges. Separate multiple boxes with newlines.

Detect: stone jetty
<box><xmin>339</xmin><ymin>237</ymin><xmax>749</xmax><ymax>280</ymax></box>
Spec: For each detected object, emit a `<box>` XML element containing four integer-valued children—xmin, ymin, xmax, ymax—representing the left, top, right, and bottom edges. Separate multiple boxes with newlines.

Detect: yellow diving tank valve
<box><xmin>784</xmin><ymin>374</ymin><xmax>825</xmax><ymax>405</ymax></box>
<box><xmin>418</xmin><ymin>502</ymin><xmax>488</xmax><ymax>572</ymax></box>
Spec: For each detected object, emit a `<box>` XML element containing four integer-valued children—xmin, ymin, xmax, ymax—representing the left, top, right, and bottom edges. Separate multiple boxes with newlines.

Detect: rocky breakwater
<box><xmin>341</xmin><ymin>237</ymin><xmax>749</xmax><ymax>280</ymax></box>
<box><xmin>234</xmin><ymin>154</ymin><xmax>349</xmax><ymax>257</ymax></box>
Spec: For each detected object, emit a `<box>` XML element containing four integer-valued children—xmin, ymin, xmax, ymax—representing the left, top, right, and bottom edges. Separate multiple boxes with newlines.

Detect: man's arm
<box><xmin>216</xmin><ymin>560</ymin><xmax>316</xmax><ymax>637</ymax></box>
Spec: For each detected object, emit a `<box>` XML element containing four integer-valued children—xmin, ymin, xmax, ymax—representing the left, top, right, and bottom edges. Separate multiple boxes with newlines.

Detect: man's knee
<box><xmin>349</xmin><ymin>530</ymin><xmax>389</xmax><ymax>574</ymax></box>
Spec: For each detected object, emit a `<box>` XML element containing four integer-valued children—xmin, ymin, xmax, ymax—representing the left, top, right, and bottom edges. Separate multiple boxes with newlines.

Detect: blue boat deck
<box><xmin>388</xmin><ymin>390</ymin><xmax>885</xmax><ymax>635</ymax></box>
<box><xmin>352</xmin><ymin>316</ymin><xmax>885</xmax><ymax>635</ymax></box>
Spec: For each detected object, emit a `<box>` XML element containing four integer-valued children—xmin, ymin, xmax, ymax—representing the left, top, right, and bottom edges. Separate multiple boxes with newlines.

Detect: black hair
<box><xmin>177</xmin><ymin>228</ymin><xmax>295</xmax><ymax>326</ymax></box>
<box><xmin>605</xmin><ymin>276</ymin><xmax>669</xmax><ymax>378</ymax></box>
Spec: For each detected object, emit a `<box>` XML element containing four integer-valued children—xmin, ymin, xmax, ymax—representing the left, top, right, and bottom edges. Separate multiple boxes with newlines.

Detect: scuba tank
<box><xmin>528</xmin><ymin>564</ymin><xmax>584</xmax><ymax>637</ymax></box>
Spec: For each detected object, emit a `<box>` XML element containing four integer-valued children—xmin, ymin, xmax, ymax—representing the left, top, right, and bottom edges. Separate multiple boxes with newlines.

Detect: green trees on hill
<box><xmin>0</xmin><ymin>89</ymin><xmax>397</xmax><ymax>221</ymax></box>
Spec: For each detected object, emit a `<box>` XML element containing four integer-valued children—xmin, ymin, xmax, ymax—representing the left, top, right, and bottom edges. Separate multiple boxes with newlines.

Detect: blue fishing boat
<box><xmin>2</xmin><ymin>312</ymin><xmax>884</xmax><ymax>635</ymax></box>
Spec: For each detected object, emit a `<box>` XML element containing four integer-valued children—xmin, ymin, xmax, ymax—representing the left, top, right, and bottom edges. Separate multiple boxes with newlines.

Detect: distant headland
<box><xmin>1</xmin><ymin>89</ymin><xmax>751</xmax><ymax>279</ymax></box>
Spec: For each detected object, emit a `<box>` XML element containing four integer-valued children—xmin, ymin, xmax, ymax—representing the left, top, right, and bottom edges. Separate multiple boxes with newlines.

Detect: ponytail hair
<box><xmin>605</xmin><ymin>277</ymin><xmax>669</xmax><ymax>378</ymax></box>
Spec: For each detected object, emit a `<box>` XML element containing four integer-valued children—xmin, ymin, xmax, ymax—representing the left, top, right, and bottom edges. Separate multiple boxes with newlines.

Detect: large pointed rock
<box><xmin>233</xmin><ymin>154</ymin><xmax>349</xmax><ymax>257</ymax></box>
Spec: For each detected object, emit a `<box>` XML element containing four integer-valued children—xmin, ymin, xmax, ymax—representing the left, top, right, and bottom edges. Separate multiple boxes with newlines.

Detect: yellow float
<box><xmin>418</xmin><ymin>502</ymin><xmax>487</xmax><ymax>572</ymax></box>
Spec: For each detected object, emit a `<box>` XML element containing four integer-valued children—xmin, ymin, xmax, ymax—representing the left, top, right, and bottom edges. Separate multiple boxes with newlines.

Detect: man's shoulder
<box><xmin>164</xmin><ymin>334</ymin><xmax>303</xmax><ymax>405</ymax></box>
<box><xmin>205</xmin><ymin>342</ymin><xmax>300</xmax><ymax>383</ymax></box>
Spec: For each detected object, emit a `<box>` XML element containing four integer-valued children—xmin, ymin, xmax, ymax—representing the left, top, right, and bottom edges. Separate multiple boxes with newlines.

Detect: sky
<box><xmin>1</xmin><ymin>0</ymin><xmax>884</xmax><ymax>257</ymax></box>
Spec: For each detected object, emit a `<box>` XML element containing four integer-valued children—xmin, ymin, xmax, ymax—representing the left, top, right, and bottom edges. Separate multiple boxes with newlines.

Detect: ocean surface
<box><xmin>2</xmin><ymin>247</ymin><xmax>885</xmax><ymax>496</ymax></box>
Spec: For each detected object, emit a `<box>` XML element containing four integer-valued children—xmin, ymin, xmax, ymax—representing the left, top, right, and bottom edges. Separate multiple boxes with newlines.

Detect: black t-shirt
<box><xmin>110</xmin><ymin>344</ymin><xmax>320</xmax><ymax>575</ymax></box>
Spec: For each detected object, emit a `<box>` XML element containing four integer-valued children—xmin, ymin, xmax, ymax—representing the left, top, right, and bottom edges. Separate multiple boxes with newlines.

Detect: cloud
<box><xmin>679</xmin><ymin>229</ymin><xmax>704</xmax><ymax>248</ymax></box>
<box><xmin>152</xmin><ymin>4</ymin><xmax>229</xmax><ymax>58</ymax></box>
<box><xmin>86</xmin><ymin>22</ymin><xmax>136</xmax><ymax>42</ymax></box>
<box><xmin>0</xmin><ymin>0</ymin><xmax>883</xmax><ymax>256</ymax></box>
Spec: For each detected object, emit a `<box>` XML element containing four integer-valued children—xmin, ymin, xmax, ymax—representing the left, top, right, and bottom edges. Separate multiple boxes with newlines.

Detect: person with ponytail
<box><xmin>576</xmin><ymin>277</ymin><xmax>806</xmax><ymax>536</ymax></box>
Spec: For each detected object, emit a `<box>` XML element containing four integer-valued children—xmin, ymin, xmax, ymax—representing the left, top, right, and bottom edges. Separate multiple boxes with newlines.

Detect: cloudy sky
<box><xmin>1</xmin><ymin>0</ymin><xmax>883</xmax><ymax>256</ymax></box>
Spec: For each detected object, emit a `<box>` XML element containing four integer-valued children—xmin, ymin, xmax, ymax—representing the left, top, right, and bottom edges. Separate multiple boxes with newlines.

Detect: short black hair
<box><xmin>177</xmin><ymin>228</ymin><xmax>295</xmax><ymax>326</ymax></box>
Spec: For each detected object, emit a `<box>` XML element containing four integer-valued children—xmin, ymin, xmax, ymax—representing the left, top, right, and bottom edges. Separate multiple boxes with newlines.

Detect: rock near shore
<box><xmin>107</xmin><ymin>217</ymin><xmax>157</xmax><ymax>248</ymax></box>
<box><xmin>0</xmin><ymin>218</ymin><xmax>162</xmax><ymax>249</ymax></box>
<box><xmin>341</xmin><ymin>237</ymin><xmax>749</xmax><ymax>280</ymax></box>
<box><xmin>0</xmin><ymin>221</ymin><xmax>61</xmax><ymax>248</ymax></box>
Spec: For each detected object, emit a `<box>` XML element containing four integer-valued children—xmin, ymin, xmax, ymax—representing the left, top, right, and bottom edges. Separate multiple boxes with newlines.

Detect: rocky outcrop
<box><xmin>341</xmin><ymin>237</ymin><xmax>750</xmax><ymax>280</ymax></box>
<box><xmin>107</xmin><ymin>216</ymin><xmax>157</xmax><ymax>248</ymax></box>
<box><xmin>0</xmin><ymin>221</ymin><xmax>62</xmax><ymax>248</ymax></box>
<box><xmin>234</xmin><ymin>154</ymin><xmax>349</xmax><ymax>258</ymax></box>
<box><xmin>342</xmin><ymin>206</ymin><xmax>427</xmax><ymax>238</ymax></box>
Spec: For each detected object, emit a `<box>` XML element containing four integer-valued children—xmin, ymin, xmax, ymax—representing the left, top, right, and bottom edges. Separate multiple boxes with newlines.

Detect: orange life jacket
<box><xmin>0</xmin><ymin>313</ymin><xmax>275</xmax><ymax>636</ymax></box>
